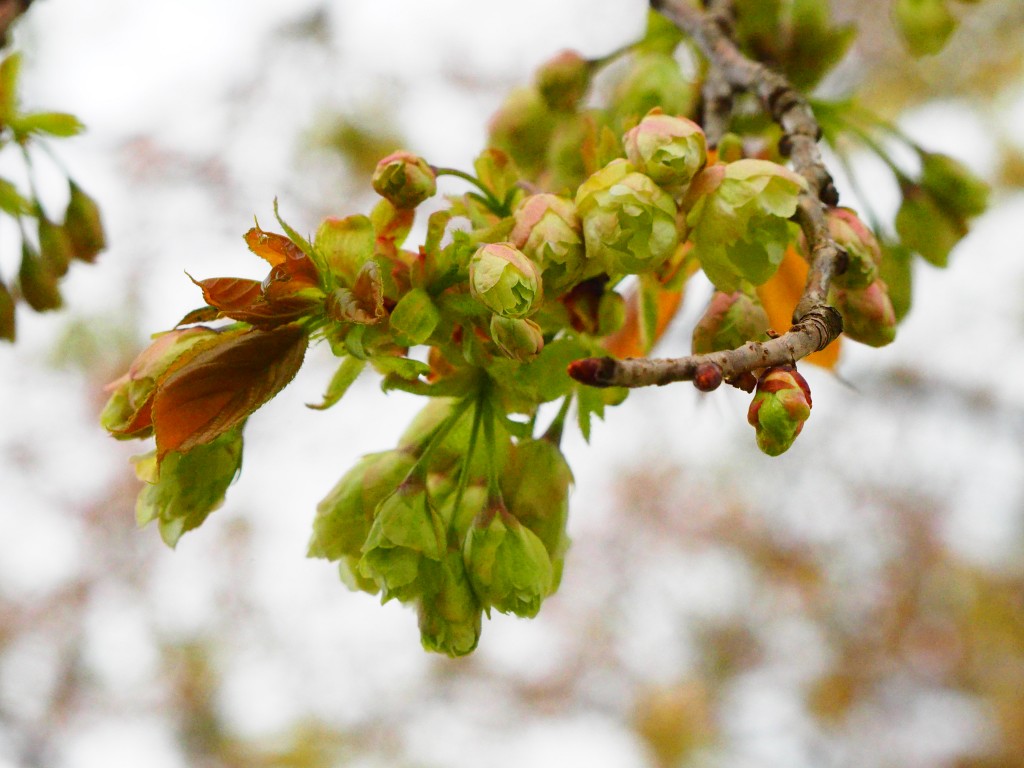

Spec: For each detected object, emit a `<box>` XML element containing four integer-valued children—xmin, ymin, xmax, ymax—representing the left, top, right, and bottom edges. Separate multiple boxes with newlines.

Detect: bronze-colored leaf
<box><xmin>325</xmin><ymin>261</ymin><xmax>384</xmax><ymax>325</ymax></box>
<box><xmin>192</xmin><ymin>276</ymin><xmax>262</xmax><ymax>312</ymax></box>
<box><xmin>245</xmin><ymin>226</ymin><xmax>320</xmax><ymax>285</ymax></box>
<box><xmin>152</xmin><ymin>324</ymin><xmax>308</xmax><ymax>458</ymax></box>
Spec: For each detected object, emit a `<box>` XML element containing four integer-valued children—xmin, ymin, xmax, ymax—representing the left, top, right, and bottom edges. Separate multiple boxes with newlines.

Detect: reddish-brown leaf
<box><xmin>152</xmin><ymin>324</ymin><xmax>308</xmax><ymax>458</ymax></box>
<box><xmin>245</xmin><ymin>227</ymin><xmax>320</xmax><ymax>285</ymax></box>
<box><xmin>193</xmin><ymin>276</ymin><xmax>262</xmax><ymax>312</ymax></box>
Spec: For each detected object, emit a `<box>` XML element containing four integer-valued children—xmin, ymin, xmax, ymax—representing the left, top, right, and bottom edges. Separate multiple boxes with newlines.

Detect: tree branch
<box><xmin>570</xmin><ymin>0</ymin><xmax>845</xmax><ymax>390</ymax></box>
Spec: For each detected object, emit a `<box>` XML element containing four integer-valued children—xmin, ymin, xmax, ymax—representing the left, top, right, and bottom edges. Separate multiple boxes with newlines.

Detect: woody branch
<box><xmin>569</xmin><ymin>0</ymin><xmax>844</xmax><ymax>389</ymax></box>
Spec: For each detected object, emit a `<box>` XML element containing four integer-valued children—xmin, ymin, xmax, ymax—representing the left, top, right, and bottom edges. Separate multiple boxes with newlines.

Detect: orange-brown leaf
<box><xmin>152</xmin><ymin>324</ymin><xmax>308</xmax><ymax>458</ymax></box>
<box><xmin>757</xmin><ymin>246</ymin><xmax>840</xmax><ymax>369</ymax></box>
<box><xmin>244</xmin><ymin>227</ymin><xmax>302</xmax><ymax>267</ymax></box>
<box><xmin>193</xmin><ymin>276</ymin><xmax>262</xmax><ymax>312</ymax></box>
<box><xmin>602</xmin><ymin>287</ymin><xmax>684</xmax><ymax>359</ymax></box>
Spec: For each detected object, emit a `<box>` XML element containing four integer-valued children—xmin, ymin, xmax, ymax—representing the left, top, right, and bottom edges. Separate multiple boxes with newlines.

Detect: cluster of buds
<box><xmin>307</xmin><ymin>398</ymin><xmax>571</xmax><ymax>656</ymax></box>
<box><xmin>747</xmin><ymin>365</ymin><xmax>812</xmax><ymax>456</ymax></box>
<box><xmin>0</xmin><ymin>51</ymin><xmax>104</xmax><ymax>341</ymax></box>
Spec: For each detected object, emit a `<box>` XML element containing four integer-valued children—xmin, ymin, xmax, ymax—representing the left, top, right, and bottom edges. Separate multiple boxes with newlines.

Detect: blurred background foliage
<box><xmin>2</xmin><ymin>1</ymin><xmax>1024</xmax><ymax>767</ymax></box>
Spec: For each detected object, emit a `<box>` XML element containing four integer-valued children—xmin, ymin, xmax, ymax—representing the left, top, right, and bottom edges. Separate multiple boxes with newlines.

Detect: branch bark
<box><xmin>570</xmin><ymin>0</ymin><xmax>845</xmax><ymax>390</ymax></box>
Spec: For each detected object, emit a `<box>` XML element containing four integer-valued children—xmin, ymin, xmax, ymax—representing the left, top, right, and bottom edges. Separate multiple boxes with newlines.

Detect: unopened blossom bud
<box><xmin>691</xmin><ymin>290</ymin><xmax>769</xmax><ymax>354</ymax></box>
<box><xmin>895</xmin><ymin>183</ymin><xmax>966</xmax><ymax>267</ymax></box>
<box><xmin>469</xmin><ymin>242</ymin><xmax>542</xmax><ymax>318</ymax></box>
<box><xmin>0</xmin><ymin>279</ymin><xmax>13</xmax><ymax>341</ymax></box>
<box><xmin>38</xmin><ymin>217</ymin><xmax>73</xmax><ymax>277</ymax></box>
<box><xmin>308</xmin><ymin>449</ymin><xmax>417</xmax><ymax>562</ymax></box>
<box><xmin>417</xmin><ymin>551</ymin><xmax>483</xmax><ymax>657</ymax></box>
<box><xmin>747</xmin><ymin>365</ymin><xmax>812</xmax><ymax>456</ymax></box>
<box><xmin>610</xmin><ymin>52</ymin><xmax>696</xmax><ymax>129</ymax></box>
<box><xmin>828</xmin><ymin>207</ymin><xmax>882</xmax><ymax>289</ymax></box>
<box><xmin>693</xmin><ymin>363</ymin><xmax>723</xmax><ymax>392</ymax></box>
<box><xmin>490</xmin><ymin>315</ymin><xmax>544</xmax><ymax>361</ymax></box>
<box><xmin>835</xmin><ymin>279</ymin><xmax>897</xmax><ymax>347</ymax></box>
<box><xmin>919</xmin><ymin>151</ymin><xmax>988</xmax><ymax>220</ymax></box>
<box><xmin>575</xmin><ymin>159</ymin><xmax>679</xmax><ymax>275</ymax></box>
<box><xmin>64</xmin><ymin>182</ymin><xmax>105</xmax><ymax>263</ymax></box>
<box><xmin>17</xmin><ymin>241</ymin><xmax>61</xmax><ymax>311</ymax></box>
<box><xmin>535</xmin><ymin>50</ymin><xmax>591</xmax><ymax>112</ymax></box>
<box><xmin>687</xmin><ymin>159</ymin><xmax>806</xmax><ymax>290</ymax></box>
<box><xmin>371</xmin><ymin>151</ymin><xmax>437</xmax><ymax>209</ymax></box>
<box><xmin>500</xmin><ymin>438</ymin><xmax>572</xmax><ymax>589</ymax></box>
<box><xmin>623</xmin><ymin>110</ymin><xmax>707</xmax><ymax>190</ymax></box>
<box><xmin>509</xmin><ymin>193</ymin><xmax>586</xmax><ymax>294</ymax></box>
<box><xmin>487</xmin><ymin>87</ymin><xmax>556</xmax><ymax>177</ymax></box>
<box><xmin>464</xmin><ymin>500</ymin><xmax>554</xmax><ymax>618</ymax></box>
<box><xmin>893</xmin><ymin>0</ymin><xmax>956</xmax><ymax>57</ymax></box>
<box><xmin>359</xmin><ymin>476</ymin><xmax>447</xmax><ymax>603</ymax></box>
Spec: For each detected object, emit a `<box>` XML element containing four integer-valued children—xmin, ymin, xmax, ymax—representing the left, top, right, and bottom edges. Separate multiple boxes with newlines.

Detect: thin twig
<box><xmin>571</xmin><ymin>0</ymin><xmax>845</xmax><ymax>390</ymax></box>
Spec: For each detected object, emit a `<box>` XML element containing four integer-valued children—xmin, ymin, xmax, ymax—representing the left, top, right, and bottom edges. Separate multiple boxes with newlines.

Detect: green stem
<box><xmin>433</xmin><ymin>167</ymin><xmax>506</xmax><ymax>214</ymax></box>
<box><xmin>542</xmin><ymin>394</ymin><xmax>573</xmax><ymax>445</ymax></box>
<box><xmin>406</xmin><ymin>395</ymin><xmax>475</xmax><ymax>480</ymax></box>
<box><xmin>452</xmin><ymin>388</ymin><xmax>487</xmax><ymax>522</ymax></box>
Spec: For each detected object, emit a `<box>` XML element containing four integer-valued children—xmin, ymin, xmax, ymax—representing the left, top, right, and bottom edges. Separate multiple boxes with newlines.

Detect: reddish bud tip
<box><xmin>567</xmin><ymin>356</ymin><xmax>616</xmax><ymax>387</ymax></box>
<box><xmin>692</xmin><ymin>363</ymin><xmax>722</xmax><ymax>392</ymax></box>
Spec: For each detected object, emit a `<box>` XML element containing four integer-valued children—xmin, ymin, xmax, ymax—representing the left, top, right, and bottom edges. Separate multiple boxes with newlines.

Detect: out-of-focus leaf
<box><xmin>11</xmin><ymin>111</ymin><xmax>84</xmax><ymax>138</ymax></box>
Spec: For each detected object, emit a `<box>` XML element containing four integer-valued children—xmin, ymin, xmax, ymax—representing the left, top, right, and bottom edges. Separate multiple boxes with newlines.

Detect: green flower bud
<box><xmin>469</xmin><ymin>242</ymin><xmax>543</xmax><ymax>318</ymax></box>
<box><xmin>893</xmin><ymin>0</ymin><xmax>957</xmax><ymax>57</ymax></box>
<box><xmin>895</xmin><ymin>183</ymin><xmax>966</xmax><ymax>267</ymax></box>
<box><xmin>828</xmin><ymin>207</ymin><xmax>882</xmax><ymax>289</ymax></box>
<box><xmin>691</xmin><ymin>290</ymin><xmax>770</xmax><ymax>354</ymax></box>
<box><xmin>38</xmin><ymin>217</ymin><xmax>74</xmax><ymax>278</ymax></box>
<box><xmin>501</xmin><ymin>438</ymin><xmax>572</xmax><ymax>589</ymax></box>
<box><xmin>535</xmin><ymin>50</ymin><xmax>591</xmax><ymax>112</ymax></box>
<box><xmin>487</xmin><ymin>87</ymin><xmax>556</xmax><ymax>177</ymax></box>
<box><xmin>490</xmin><ymin>315</ymin><xmax>544</xmax><ymax>362</ymax></box>
<box><xmin>575</xmin><ymin>159</ymin><xmax>680</xmax><ymax>275</ymax></box>
<box><xmin>623</xmin><ymin>110</ymin><xmax>707</xmax><ymax>190</ymax></box>
<box><xmin>417</xmin><ymin>551</ymin><xmax>483</xmax><ymax>657</ymax></box>
<box><xmin>509</xmin><ymin>193</ymin><xmax>586</xmax><ymax>294</ymax></box>
<box><xmin>101</xmin><ymin>326</ymin><xmax>220</xmax><ymax>439</ymax></box>
<box><xmin>64</xmin><ymin>182</ymin><xmax>106</xmax><ymax>263</ymax></box>
<box><xmin>17</xmin><ymin>241</ymin><xmax>62</xmax><ymax>312</ymax></box>
<box><xmin>0</xmin><ymin>278</ymin><xmax>14</xmax><ymax>342</ymax></box>
<box><xmin>919</xmin><ymin>152</ymin><xmax>988</xmax><ymax>220</ymax></box>
<box><xmin>835</xmin><ymin>279</ymin><xmax>897</xmax><ymax>348</ymax></box>
<box><xmin>610</xmin><ymin>52</ymin><xmax>696</xmax><ymax>130</ymax></box>
<box><xmin>132</xmin><ymin>428</ymin><xmax>244</xmax><ymax>548</ymax></box>
<box><xmin>308</xmin><ymin>449</ymin><xmax>417</xmax><ymax>562</ymax></box>
<box><xmin>464</xmin><ymin>501</ymin><xmax>553</xmax><ymax>618</ymax></box>
<box><xmin>687</xmin><ymin>159</ymin><xmax>806</xmax><ymax>290</ymax></box>
<box><xmin>747</xmin><ymin>365</ymin><xmax>812</xmax><ymax>457</ymax></box>
<box><xmin>359</xmin><ymin>477</ymin><xmax>447</xmax><ymax>603</ymax></box>
<box><xmin>371</xmin><ymin>151</ymin><xmax>437</xmax><ymax>209</ymax></box>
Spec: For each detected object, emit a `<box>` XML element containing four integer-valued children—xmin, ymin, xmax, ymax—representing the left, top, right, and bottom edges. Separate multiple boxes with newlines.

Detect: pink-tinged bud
<box><xmin>371</xmin><ymin>151</ymin><xmax>436</xmax><ymax>209</ymax></box>
<box><xmin>535</xmin><ymin>50</ymin><xmax>591</xmax><ymax>113</ymax></box>
<box><xmin>834</xmin><ymin>279</ymin><xmax>897</xmax><ymax>348</ymax></box>
<box><xmin>691</xmin><ymin>290</ymin><xmax>769</xmax><ymax>354</ymax></box>
<box><xmin>828</xmin><ymin>207</ymin><xmax>881</xmax><ymax>289</ymax></box>
<box><xmin>623</xmin><ymin>110</ymin><xmax>707</xmax><ymax>190</ymax></box>
<box><xmin>747</xmin><ymin>365</ymin><xmax>812</xmax><ymax>456</ymax></box>
<box><xmin>509</xmin><ymin>193</ymin><xmax>586</xmax><ymax>294</ymax></box>
<box><xmin>469</xmin><ymin>242</ymin><xmax>543</xmax><ymax>318</ymax></box>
